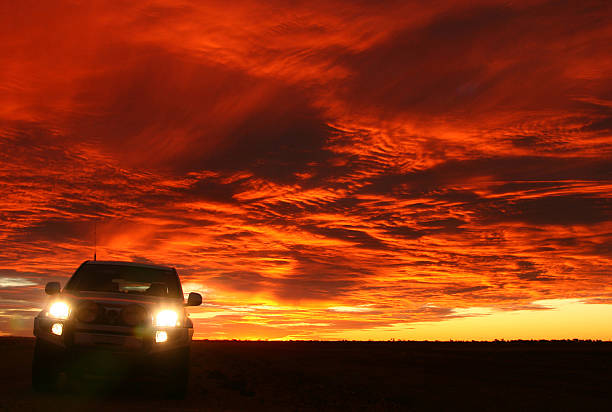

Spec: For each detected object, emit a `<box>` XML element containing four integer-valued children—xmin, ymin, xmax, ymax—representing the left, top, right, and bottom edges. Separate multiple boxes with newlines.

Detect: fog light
<box><xmin>51</xmin><ymin>323</ymin><xmax>63</xmax><ymax>336</ymax></box>
<box><xmin>155</xmin><ymin>330</ymin><xmax>168</xmax><ymax>343</ymax></box>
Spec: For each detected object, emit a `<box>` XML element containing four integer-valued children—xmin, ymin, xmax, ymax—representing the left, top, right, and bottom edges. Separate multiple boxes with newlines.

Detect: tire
<box><xmin>32</xmin><ymin>338</ymin><xmax>60</xmax><ymax>392</ymax></box>
<box><xmin>165</xmin><ymin>347</ymin><xmax>189</xmax><ymax>399</ymax></box>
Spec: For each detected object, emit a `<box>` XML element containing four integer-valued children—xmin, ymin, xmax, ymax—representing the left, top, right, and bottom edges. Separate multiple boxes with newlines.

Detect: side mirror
<box><xmin>186</xmin><ymin>292</ymin><xmax>202</xmax><ymax>306</ymax></box>
<box><xmin>45</xmin><ymin>282</ymin><xmax>60</xmax><ymax>295</ymax></box>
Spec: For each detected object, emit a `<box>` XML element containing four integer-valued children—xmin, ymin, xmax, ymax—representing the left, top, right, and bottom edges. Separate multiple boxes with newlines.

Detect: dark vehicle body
<box><xmin>32</xmin><ymin>260</ymin><xmax>202</xmax><ymax>397</ymax></box>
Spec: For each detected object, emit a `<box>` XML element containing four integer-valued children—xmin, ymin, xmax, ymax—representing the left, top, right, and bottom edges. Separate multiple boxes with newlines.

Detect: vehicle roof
<box><xmin>82</xmin><ymin>260</ymin><xmax>175</xmax><ymax>271</ymax></box>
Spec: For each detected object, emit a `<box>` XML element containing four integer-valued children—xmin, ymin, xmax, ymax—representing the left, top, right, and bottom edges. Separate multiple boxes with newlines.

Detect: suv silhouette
<box><xmin>32</xmin><ymin>260</ymin><xmax>202</xmax><ymax>397</ymax></box>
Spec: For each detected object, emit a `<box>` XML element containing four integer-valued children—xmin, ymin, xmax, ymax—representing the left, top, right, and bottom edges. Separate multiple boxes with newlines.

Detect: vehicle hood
<box><xmin>60</xmin><ymin>291</ymin><xmax>183</xmax><ymax>311</ymax></box>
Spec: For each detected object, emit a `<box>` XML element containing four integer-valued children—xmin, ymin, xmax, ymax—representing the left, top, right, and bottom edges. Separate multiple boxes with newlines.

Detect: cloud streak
<box><xmin>0</xmin><ymin>0</ymin><xmax>611</xmax><ymax>338</ymax></box>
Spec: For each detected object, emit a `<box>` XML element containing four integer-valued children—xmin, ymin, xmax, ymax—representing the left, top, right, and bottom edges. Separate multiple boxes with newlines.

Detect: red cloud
<box><xmin>0</xmin><ymin>0</ymin><xmax>611</xmax><ymax>339</ymax></box>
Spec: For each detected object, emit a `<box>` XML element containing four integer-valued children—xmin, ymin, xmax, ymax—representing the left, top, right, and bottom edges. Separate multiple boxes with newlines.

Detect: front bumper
<box><xmin>34</xmin><ymin>315</ymin><xmax>192</xmax><ymax>356</ymax></box>
<box><xmin>34</xmin><ymin>316</ymin><xmax>192</xmax><ymax>381</ymax></box>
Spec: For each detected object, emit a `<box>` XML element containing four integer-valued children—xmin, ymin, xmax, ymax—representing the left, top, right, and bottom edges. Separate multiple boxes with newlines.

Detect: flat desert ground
<box><xmin>0</xmin><ymin>338</ymin><xmax>610</xmax><ymax>411</ymax></box>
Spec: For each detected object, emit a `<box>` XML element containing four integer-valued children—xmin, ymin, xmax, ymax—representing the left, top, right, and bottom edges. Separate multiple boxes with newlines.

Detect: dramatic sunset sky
<box><xmin>1</xmin><ymin>0</ymin><xmax>611</xmax><ymax>340</ymax></box>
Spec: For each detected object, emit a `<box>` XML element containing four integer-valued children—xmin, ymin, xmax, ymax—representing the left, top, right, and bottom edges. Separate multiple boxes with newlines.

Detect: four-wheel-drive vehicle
<box><xmin>32</xmin><ymin>260</ymin><xmax>202</xmax><ymax>397</ymax></box>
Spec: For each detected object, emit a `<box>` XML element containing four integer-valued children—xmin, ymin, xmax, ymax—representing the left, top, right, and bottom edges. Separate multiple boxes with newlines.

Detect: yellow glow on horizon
<box><xmin>323</xmin><ymin>299</ymin><xmax>612</xmax><ymax>341</ymax></box>
<box><xmin>191</xmin><ymin>299</ymin><xmax>612</xmax><ymax>341</ymax></box>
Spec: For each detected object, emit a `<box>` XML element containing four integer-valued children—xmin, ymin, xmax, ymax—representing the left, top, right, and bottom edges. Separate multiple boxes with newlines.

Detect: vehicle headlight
<box><xmin>155</xmin><ymin>309</ymin><xmax>179</xmax><ymax>327</ymax></box>
<box><xmin>48</xmin><ymin>301</ymin><xmax>70</xmax><ymax>319</ymax></box>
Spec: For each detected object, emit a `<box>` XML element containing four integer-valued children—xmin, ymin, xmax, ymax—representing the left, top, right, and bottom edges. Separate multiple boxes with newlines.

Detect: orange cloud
<box><xmin>0</xmin><ymin>0</ymin><xmax>611</xmax><ymax>339</ymax></box>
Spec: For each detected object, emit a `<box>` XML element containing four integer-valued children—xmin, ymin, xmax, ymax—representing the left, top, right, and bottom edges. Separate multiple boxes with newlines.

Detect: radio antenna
<box><xmin>94</xmin><ymin>220</ymin><xmax>97</xmax><ymax>261</ymax></box>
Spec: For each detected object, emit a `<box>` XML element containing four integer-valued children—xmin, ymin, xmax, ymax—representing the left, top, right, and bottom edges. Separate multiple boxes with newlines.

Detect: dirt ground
<box><xmin>0</xmin><ymin>337</ymin><xmax>610</xmax><ymax>411</ymax></box>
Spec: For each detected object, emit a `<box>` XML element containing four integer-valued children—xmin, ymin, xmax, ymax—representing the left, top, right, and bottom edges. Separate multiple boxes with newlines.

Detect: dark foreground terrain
<box><xmin>0</xmin><ymin>338</ymin><xmax>610</xmax><ymax>411</ymax></box>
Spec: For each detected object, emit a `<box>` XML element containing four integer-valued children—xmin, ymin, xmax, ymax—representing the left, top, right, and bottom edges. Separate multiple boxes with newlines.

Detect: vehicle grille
<box><xmin>75</xmin><ymin>302</ymin><xmax>149</xmax><ymax>327</ymax></box>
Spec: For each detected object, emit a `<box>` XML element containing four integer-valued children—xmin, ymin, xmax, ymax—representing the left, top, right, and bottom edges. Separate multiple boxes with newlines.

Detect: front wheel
<box><xmin>32</xmin><ymin>338</ymin><xmax>61</xmax><ymax>392</ymax></box>
<box><xmin>165</xmin><ymin>347</ymin><xmax>189</xmax><ymax>399</ymax></box>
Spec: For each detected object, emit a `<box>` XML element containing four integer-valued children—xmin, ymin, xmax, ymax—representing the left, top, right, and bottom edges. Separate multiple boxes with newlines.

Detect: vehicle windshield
<box><xmin>65</xmin><ymin>264</ymin><xmax>182</xmax><ymax>298</ymax></box>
